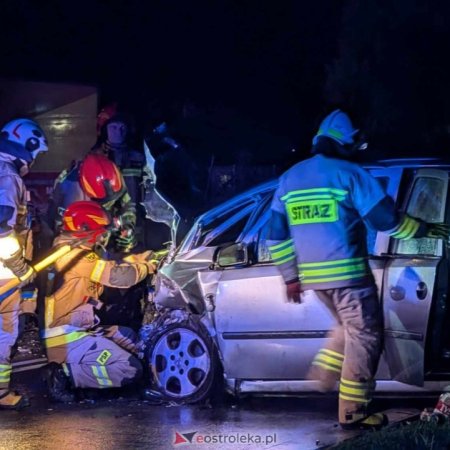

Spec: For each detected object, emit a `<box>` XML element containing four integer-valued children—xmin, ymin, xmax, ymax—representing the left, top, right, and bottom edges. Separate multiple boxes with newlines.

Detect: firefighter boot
<box><xmin>0</xmin><ymin>389</ymin><xmax>30</xmax><ymax>410</ymax></box>
<box><xmin>340</xmin><ymin>412</ymin><xmax>388</xmax><ymax>430</ymax></box>
<box><xmin>43</xmin><ymin>362</ymin><xmax>75</xmax><ymax>403</ymax></box>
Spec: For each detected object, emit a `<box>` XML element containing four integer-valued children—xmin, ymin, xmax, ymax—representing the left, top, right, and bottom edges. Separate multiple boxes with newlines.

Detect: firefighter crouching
<box><xmin>42</xmin><ymin>201</ymin><xmax>156</xmax><ymax>402</ymax></box>
<box><xmin>0</xmin><ymin>118</ymin><xmax>48</xmax><ymax>409</ymax></box>
<box><xmin>268</xmin><ymin>109</ymin><xmax>450</xmax><ymax>430</ymax></box>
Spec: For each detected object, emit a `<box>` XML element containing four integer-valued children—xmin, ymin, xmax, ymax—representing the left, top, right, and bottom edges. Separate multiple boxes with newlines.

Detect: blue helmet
<box><xmin>312</xmin><ymin>110</ymin><xmax>359</xmax><ymax>146</ymax></box>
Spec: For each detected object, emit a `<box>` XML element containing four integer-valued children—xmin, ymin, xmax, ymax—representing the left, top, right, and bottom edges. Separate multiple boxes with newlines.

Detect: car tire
<box><xmin>145</xmin><ymin>314</ymin><xmax>221</xmax><ymax>404</ymax></box>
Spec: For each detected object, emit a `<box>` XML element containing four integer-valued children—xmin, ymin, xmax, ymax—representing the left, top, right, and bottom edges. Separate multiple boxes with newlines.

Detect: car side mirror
<box><xmin>216</xmin><ymin>242</ymin><xmax>248</xmax><ymax>268</ymax></box>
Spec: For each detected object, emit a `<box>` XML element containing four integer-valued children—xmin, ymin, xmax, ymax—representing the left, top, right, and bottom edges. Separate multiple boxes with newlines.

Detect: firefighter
<box><xmin>79</xmin><ymin>154</ymin><xmax>151</xmax><ymax>330</ymax></box>
<box><xmin>92</xmin><ymin>114</ymin><xmax>146</xmax><ymax>246</ymax></box>
<box><xmin>79</xmin><ymin>153</ymin><xmax>137</xmax><ymax>252</ymax></box>
<box><xmin>268</xmin><ymin>109</ymin><xmax>450</xmax><ymax>430</ymax></box>
<box><xmin>0</xmin><ymin>118</ymin><xmax>48</xmax><ymax>409</ymax></box>
<box><xmin>42</xmin><ymin>201</ymin><xmax>156</xmax><ymax>401</ymax></box>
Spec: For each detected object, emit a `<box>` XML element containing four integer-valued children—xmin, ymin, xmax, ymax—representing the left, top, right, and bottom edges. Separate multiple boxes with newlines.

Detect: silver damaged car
<box><xmin>141</xmin><ymin>156</ymin><xmax>450</xmax><ymax>404</ymax></box>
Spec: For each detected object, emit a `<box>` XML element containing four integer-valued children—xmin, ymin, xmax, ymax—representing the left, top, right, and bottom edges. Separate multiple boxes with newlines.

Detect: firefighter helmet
<box><xmin>96</xmin><ymin>102</ymin><xmax>118</xmax><ymax>136</ymax></box>
<box><xmin>62</xmin><ymin>201</ymin><xmax>111</xmax><ymax>242</ymax></box>
<box><xmin>312</xmin><ymin>110</ymin><xmax>359</xmax><ymax>146</ymax></box>
<box><xmin>1</xmin><ymin>118</ymin><xmax>48</xmax><ymax>161</ymax></box>
<box><xmin>79</xmin><ymin>154</ymin><xmax>125</xmax><ymax>203</ymax></box>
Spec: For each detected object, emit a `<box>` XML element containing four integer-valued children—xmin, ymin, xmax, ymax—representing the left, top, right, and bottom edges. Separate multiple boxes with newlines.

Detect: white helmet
<box><xmin>1</xmin><ymin>118</ymin><xmax>48</xmax><ymax>161</ymax></box>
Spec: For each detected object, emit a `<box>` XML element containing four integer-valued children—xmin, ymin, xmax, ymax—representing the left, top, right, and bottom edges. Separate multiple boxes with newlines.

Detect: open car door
<box><xmin>382</xmin><ymin>169</ymin><xmax>448</xmax><ymax>386</ymax></box>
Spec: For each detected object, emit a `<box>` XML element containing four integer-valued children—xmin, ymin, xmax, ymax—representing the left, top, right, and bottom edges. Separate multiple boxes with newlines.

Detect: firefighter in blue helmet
<box><xmin>268</xmin><ymin>109</ymin><xmax>450</xmax><ymax>430</ymax></box>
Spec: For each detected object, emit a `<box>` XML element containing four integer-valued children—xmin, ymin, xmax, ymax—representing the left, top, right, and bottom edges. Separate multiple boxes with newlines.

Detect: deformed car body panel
<box><xmin>148</xmin><ymin>159</ymin><xmax>450</xmax><ymax>397</ymax></box>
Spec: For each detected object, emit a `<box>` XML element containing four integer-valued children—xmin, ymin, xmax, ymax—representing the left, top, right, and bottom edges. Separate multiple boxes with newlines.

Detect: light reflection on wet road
<box><xmin>0</xmin><ymin>370</ymin><xmax>427</xmax><ymax>450</ymax></box>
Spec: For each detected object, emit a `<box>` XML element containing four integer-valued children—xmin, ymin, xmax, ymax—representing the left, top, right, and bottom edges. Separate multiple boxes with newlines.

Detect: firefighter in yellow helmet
<box><xmin>42</xmin><ymin>201</ymin><xmax>156</xmax><ymax>402</ymax></box>
<box><xmin>268</xmin><ymin>109</ymin><xmax>450</xmax><ymax>429</ymax></box>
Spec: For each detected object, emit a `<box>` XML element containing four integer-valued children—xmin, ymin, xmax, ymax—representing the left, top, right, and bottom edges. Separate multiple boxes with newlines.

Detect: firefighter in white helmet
<box><xmin>268</xmin><ymin>109</ymin><xmax>450</xmax><ymax>429</ymax></box>
<box><xmin>0</xmin><ymin>118</ymin><xmax>48</xmax><ymax>409</ymax></box>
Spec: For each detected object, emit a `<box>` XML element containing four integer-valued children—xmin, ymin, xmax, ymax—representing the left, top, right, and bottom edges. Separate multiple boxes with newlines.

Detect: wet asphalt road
<box><xmin>0</xmin><ymin>369</ymin><xmax>433</xmax><ymax>450</ymax></box>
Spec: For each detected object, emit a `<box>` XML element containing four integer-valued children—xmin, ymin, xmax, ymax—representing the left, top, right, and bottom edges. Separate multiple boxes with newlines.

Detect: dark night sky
<box><xmin>2</xmin><ymin>1</ymin><xmax>450</xmax><ymax>164</ymax></box>
<box><xmin>0</xmin><ymin>0</ymin><xmax>344</xmax><ymax>163</ymax></box>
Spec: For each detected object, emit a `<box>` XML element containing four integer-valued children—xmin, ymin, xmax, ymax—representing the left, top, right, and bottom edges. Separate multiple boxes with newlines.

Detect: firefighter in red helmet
<box><xmin>79</xmin><ymin>153</ymin><xmax>137</xmax><ymax>252</ymax></box>
<box><xmin>42</xmin><ymin>200</ymin><xmax>156</xmax><ymax>401</ymax></box>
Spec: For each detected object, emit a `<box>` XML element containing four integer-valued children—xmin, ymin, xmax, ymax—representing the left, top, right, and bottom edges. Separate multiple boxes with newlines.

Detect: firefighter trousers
<box><xmin>46</xmin><ymin>326</ymin><xmax>142</xmax><ymax>389</ymax></box>
<box><xmin>307</xmin><ymin>285</ymin><xmax>382</xmax><ymax>424</ymax></box>
<box><xmin>0</xmin><ymin>288</ymin><xmax>21</xmax><ymax>391</ymax></box>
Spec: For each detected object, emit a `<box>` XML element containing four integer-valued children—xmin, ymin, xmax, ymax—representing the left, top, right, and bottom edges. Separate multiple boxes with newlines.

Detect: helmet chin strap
<box><xmin>13</xmin><ymin>158</ymin><xmax>29</xmax><ymax>177</ymax></box>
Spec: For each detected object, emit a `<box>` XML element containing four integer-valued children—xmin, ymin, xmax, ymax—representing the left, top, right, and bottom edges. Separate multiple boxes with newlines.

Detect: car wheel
<box><xmin>146</xmin><ymin>317</ymin><xmax>220</xmax><ymax>404</ymax></box>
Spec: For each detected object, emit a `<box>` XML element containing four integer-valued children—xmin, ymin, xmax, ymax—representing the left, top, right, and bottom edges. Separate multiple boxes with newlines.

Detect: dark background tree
<box><xmin>325</xmin><ymin>0</ymin><xmax>450</xmax><ymax>158</ymax></box>
<box><xmin>2</xmin><ymin>0</ymin><xmax>450</xmax><ymax>164</ymax></box>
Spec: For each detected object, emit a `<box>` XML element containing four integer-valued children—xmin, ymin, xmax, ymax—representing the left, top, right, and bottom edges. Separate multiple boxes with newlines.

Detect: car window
<box><xmin>257</xmin><ymin>215</ymin><xmax>272</xmax><ymax>262</ymax></box>
<box><xmin>196</xmin><ymin>202</ymin><xmax>255</xmax><ymax>248</ymax></box>
<box><xmin>393</xmin><ymin>177</ymin><xmax>445</xmax><ymax>256</ymax></box>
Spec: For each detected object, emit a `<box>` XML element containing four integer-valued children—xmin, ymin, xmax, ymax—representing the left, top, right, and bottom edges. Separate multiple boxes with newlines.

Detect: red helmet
<box><xmin>79</xmin><ymin>154</ymin><xmax>125</xmax><ymax>203</ymax></box>
<box><xmin>62</xmin><ymin>201</ymin><xmax>111</xmax><ymax>243</ymax></box>
<box><xmin>96</xmin><ymin>102</ymin><xmax>118</xmax><ymax>136</ymax></box>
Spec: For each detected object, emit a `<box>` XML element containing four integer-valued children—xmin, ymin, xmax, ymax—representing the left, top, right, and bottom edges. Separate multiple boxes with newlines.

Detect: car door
<box><xmin>382</xmin><ymin>169</ymin><xmax>448</xmax><ymax>386</ymax></box>
<box><xmin>212</xmin><ymin>168</ymin><xmax>405</xmax><ymax>381</ymax></box>
<box><xmin>213</xmin><ymin>206</ymin><xmax>335</xmax><ymax>381</ymax></box>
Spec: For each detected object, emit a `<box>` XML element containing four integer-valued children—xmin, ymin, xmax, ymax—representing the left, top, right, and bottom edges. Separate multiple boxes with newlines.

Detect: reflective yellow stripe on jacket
<box><xmin>91</xmin><ymin>260</ymin><xmax>107</xmax><ymax>283</ymax></box>
<box><xmin>44</xmin><ymin>331</ymin><xmax>89</xmax><ymax>348</ymax></box>
<box><xmin>91</xmin><ymin>365</ymin><xmax>113</xmax><ymax>387</ymax></box>
<box><xmin>269</xmin><ymin>239</ymin><xmax>296</xmax><ymax>265</ymax></box>
<box><xmin>388</xmin><ymin>215</ymin><xmax>420</xmax><ymax>240</ymax></box>
<box><xmin>299</xmin><ymin>257</ymin><xmax>368</xmax><ymax>284</ymax></box>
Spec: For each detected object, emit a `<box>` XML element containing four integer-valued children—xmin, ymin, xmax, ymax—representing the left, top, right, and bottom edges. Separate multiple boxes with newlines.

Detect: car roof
<box><xmin>364</xmin><ymin>157</ymin><xmax>450</xmax><ymax>169</ymax></box>
<box><xmin>199</xmin><ymin>157</ymin><xmax>450</xmax><ymax>223</ymax></box>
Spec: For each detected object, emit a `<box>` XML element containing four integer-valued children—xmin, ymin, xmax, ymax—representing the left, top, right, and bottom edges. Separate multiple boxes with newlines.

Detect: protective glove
<box><xmin>285</xmin><ymin>280</ymin><xmax>302</xmax><ymax>304</ymax></box>
<box><xmin>116</xmin><ymin>225</ymin><xmax>137</xmax><ymax>252</ymax></box>
<box><xmin>3</xmin><ymin>249</ymin><xmax>36</xmax><ymax>286</ymax></box>
<box><xmin>425</xmin><ymin>223</ymin><xmax>450</xmax><ymax>240</ymax></box>
<box><xmin>123</xmin><ymin>250</ymin><xmax>156</xmax><ymax>275</ymax></box>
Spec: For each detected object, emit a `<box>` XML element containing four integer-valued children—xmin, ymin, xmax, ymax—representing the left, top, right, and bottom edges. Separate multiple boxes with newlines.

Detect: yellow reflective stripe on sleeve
<box><xmin>268</xmin><ymin>239</ymin><xmax>293</xmax><ymax>251</ymax></box>
<box><xmin>44</xmin><ymin>331</ymin><xmax>89</xmax><ymax>348</ymax></box>
<box><xmin>389</xmin><ymin>216</ymin><xmax>420</xmax><ymax>240</ymax></box>
<box><xmin>91</xmin><ymin>260</ymin><xmax>107</xmax><ymax>283</ymax></box>
<box><xmin>92</xmin><ymin>365</ymin><xmax>113</xmax><ymax>387</ymax></box>
<box><xmin>269</xmin><ymin>239</ymin><xmax>296</xmax><ymax>265</ymax></box>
